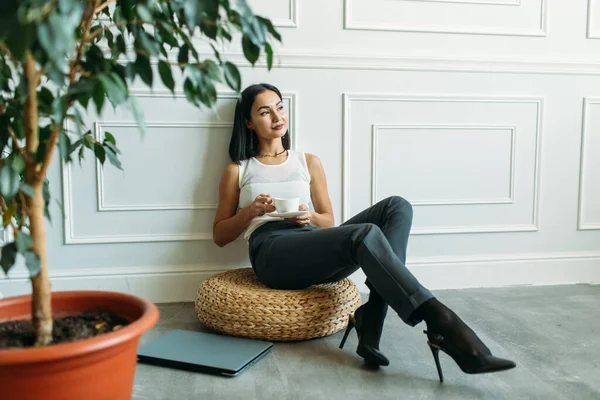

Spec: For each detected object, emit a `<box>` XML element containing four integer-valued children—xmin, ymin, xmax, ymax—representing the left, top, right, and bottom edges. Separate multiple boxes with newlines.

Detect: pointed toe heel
<box><xmin>339</xmin><ymin>305</ymin><xmax>390</xmax><ymax>367</ymax></box>
<box><xmin>423</xmin><ymin>330</ymin><xmax>516</xmax><ymax>382</ymax></box>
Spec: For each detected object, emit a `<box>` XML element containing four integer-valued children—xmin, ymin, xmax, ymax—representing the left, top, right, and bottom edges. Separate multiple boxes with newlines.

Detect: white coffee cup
<box><xmin>273</xmin><ymin>197</ymin><xmax>300</xmax><ymax>213</ymax></box>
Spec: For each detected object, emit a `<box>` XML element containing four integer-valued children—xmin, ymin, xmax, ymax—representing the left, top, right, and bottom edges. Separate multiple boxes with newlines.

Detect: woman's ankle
<box><xmin>413</xmin><ymin>298</ymin><xmax>456</xmax><ymax>330</ymax></box>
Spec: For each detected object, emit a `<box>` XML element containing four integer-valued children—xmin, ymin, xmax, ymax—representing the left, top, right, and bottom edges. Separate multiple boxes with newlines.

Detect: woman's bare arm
<box><xmin>305</xmin><ymin>153</ymin><xmax>335</xmax><ymax>228</ymax></box>
<box><xmin>212</xmin><ymin>163</ymin><xmax>253</xmax><ymax>247</ymax></box>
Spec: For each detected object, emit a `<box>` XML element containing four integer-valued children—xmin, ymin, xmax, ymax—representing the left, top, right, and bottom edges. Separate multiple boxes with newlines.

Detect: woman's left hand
<box><xmin>288</xmin><ymin>204</ymin><xmax>312</xmax><ymax>226</ymax></box>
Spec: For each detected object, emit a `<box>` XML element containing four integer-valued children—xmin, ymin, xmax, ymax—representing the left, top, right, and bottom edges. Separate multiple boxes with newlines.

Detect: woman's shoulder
<box><xmin>222</xmin><ymin>162</ymin><xmax>240</xmax><ymax>178</ymax></box>
<box><xmin>303</xmin><ymin>153</ymin><xmax>323</xmax><ymax>169</ymax></box>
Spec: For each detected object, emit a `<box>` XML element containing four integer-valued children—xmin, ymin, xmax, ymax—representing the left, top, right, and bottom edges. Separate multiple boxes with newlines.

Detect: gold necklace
<box><xmin>257</xmin><ymin>149</ymin><xmax>287</xmax><ymax>158</ymax></box>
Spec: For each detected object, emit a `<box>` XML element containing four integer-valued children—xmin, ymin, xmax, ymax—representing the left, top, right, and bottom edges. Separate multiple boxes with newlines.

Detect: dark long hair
<box><xmin>228</xmin><ymin>83</ymin><xmax>291</xmax><ymax>163</ymax></box>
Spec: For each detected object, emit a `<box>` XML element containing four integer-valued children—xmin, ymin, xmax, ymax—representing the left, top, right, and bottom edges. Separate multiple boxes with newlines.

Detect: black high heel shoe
<box><xmin>424</xmin><ymin>330</ymin><xmax>516</xmax><ymax>382</ymax></box>
<box><xmin>339</xmin><ymin>304</ymin><xmax>390</xmax><ymax>367</ymax></box>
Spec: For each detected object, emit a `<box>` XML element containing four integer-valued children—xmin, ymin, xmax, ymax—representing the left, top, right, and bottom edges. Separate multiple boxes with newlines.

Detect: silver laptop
<box><xmin>137</xmin><ymin>330</ymin><xmax>273</xmax><ymax>377</ymax></box>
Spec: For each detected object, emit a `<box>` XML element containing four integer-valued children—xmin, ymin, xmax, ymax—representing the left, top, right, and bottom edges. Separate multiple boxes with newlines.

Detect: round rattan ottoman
<box><xmin>195</xmin><ymin>268</ymin><xmax>362</xmax><ymax>341</ymax></box>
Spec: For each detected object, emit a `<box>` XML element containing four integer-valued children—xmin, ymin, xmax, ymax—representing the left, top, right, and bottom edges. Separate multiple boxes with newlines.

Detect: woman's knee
<box><xmin>386</xmin><ymin>196</ymin><xmax>413</xmax><ymax>218</ymax></box>
<box><xmin>350</xmin><ymin>222</ymin><xmax>384</xmax><ymax>244</ymax></box>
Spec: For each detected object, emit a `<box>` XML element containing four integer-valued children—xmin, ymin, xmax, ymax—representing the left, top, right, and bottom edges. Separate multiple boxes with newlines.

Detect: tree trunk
<box><xmin>23</xmin><ymin>52</ymin><xmax>53</xmax><ymax>346</ymax></box>
<box><xmin>27</xmin><ymin>184</ymin><xmax>52</xmax><ymax>346</ymax></box>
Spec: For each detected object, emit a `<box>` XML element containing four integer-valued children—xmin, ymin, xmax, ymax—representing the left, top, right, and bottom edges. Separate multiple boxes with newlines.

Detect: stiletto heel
<box><xmin>423</xmin><ymin>329</ymin><xmax>515</xmax><ymax>381</ymax></box>
<box><xmin>339</xmin><ymin>316</ymin><xmax>355</xmax><ymax>349</ymax></box>
<box><xmin>339</xmin><ymin>304</ymin><xmax>390</xmax><ymax>367</ymax></box>
<box><xmin>428</xmin><ymin>342</ymin><xmax>444</xmax><ymax>383</ymax></box>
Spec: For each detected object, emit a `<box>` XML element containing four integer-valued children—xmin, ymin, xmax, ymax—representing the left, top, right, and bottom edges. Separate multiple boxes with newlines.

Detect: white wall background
<box><xmin>2</xmin><ymin>0</ymin><xmax>600</xmax><ymax>300</ymax></box>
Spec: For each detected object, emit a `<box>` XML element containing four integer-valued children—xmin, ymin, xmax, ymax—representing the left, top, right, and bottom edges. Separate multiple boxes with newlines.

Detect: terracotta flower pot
<box><xmin>0</xmin><ymin>291</ymin><xmax>159</xmax><ymax>400</ymax></box>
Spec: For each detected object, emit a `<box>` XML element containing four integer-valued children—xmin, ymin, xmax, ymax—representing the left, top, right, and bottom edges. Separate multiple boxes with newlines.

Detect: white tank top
<box><xmin>237</xmin><ymin>150</ymin><xmax>312</xmax><ymax>241</ymax></box>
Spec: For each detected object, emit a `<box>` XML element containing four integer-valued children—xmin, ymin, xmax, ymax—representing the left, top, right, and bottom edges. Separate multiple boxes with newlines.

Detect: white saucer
<box><xmin>266</xmin><ymin>211</ymin><xmax>307</xmax><ymax>218</ymax></box>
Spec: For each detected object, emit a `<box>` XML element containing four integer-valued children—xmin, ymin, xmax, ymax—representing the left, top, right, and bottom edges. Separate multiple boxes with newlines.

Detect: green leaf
<box><xmin>129</xmin><ymin>97</ymin><xmax>146</xmax><ymax>136</ymax></box>
<box><xmin>158</xmin><ymin>60</ymin><xmax>175</xmax><ymax>93</ymax></box>
<box><xmin>179</xmin><ymin>34</ymin><xmax>198</xmax><ymax>61</ymax></box>
<box><xmin>0</xmin><ymin>243</ymin><xmax>17</xmax><ymax>275</ymax></box>
<box><xmin>125</xmin><ymin>63</ymin><xmax>136</xmax><ymax>82</ymax></box>
<box><xmin>16</xmin><ymin>75</ymin><xmax>28</xmax><ymax>104</ymax></box>
<box><xmin>134</xmin><ymin>55</ymin><xmax>153</xmax><ymax>86</ymax></box>
<box><xmin>200</xmin><ymin>21</ymin><xmax>218</xmax><ymax>40</ymax></box>
<box><xmin>242</xmin><ymin>36</ymin><xmax>260</xmax><ymax>65</ymax></box>
<box><xmin>59</xmin><ymin>130</ymin><xmax>72</xmax><ymax>163</ymax></box>
<box><xmin>183</xmin><ymin>78</ymin><xmax>199</xmax><ymax>106</ymax></box>
<box><xmin>105</xmin><ymin>29</ymin><xmax>114</xmax><ymax>49</ymax></box>
<box><xmin>78</xmin><ymin>95</ymin><xmax>91</xmax><ymax>109</ymax></box>
<box><xmin>69</xmin><ymin>77</ymin><xmax>96</xmax><ymax>98</ymax></box>
<box><xmin>223</xmin><ymin>62</ymin><xmax>241</xmax><ymax>92</ymax></box>
<box><xmin>23</xmin><ymin>251</ymin><xmax>40</xmax><ymax>277</ymax></box>
<box><xmin>104</xmin><ymin>131</ymin><xmax>116</xmax><ymax>145</ymax></box>
<box><xmin>11</xmin><ymin>116</ymin><xmax>25</xmax><ymax>140</ymax></box>
<box><xmin>38</xmin><ymin>87</ymin><xmax>54</xmax><ymax>114</ymax></box>
<box><xmin>3</xmin><ymin>204</ymin><xmax>16</xmax><ymax>228</ymax></box>
<box><xmin>113</xmin><ymin>6</ymin><xmax>125</xmax><ymax>32</ymax></box>
<box><xmin>104</xmin><ymin>140</ymin><xmax>121</xmax><ymax>155</ymax></box>
<box><xmin>48</xmin><ymin>64</ymin><xmax>65</xmax><ymax>86</ymax></box>
<box><xmin>93</xmin><ymin>83</ymin><xmax>105</xmax><ymax>114</ymax></box>
<box><xmin>94</xmin><ymin>144</ymin><xmax>106</xmax><ymax>165</ymax></box>
<box><xmin>90</xmin><ymin>24</ymin><xmax>104</xmax><ymax>42</ymax></box>
<box><xmin>183</xmin><ymin>0</ymin><xmax>198</xmax><ymax>30</ymax></box>
<box><xmin>265</xmin><ymin>43</ymin><xmax>274</xmax><ymax>70</ymax></box>
<box><xmin>210</xmin><ymin>43</ymin><xmax>222</xmax><ymax>63</ymax></box>
<box><xmin>83</xmin><ymin>134</ymin><xmax>95</xmax><ymax>149</ymax></box>
<box><xmin>72</xmin><ymin>106</ymin><xmax>86</xmax><ymax>137</ymax></box>
<box><xmin>2</xmin><ymin>23</ymin><xmax>35</xmax><ymax>62</ymax></box>
<box><xmin>158</xmin><ymin>26</ymin><xmax>178</xmax><ymax>47</ymax></box>
<box><xmin>104</xmin><ymin>145</ymin><xmax>122</xmax><ymax>170</ymax></box>
<box><xmin>20</xmin><ymin>183</ymin><xmax>36</xmax><ymax>198</ymax></box>
<box><xmin>115</xmin><ymin>34</ymin><xmax>126</xmax><ymax>56</ymax></box>
<box><xmin>43</xmin><ymin>178</ymin><xmax>51</xmax><ymax>221</ymax></box>
<box><xmin>98</xmin><ymin>73</ymin><xmax>128</xmax><ymax>107</ymax></box>
<box><xmin>257</xmin><ymin>16</ymin><xmax>282</xmax><ymax>42</ymax></box>
<box><xmin>121</xmin><ymin>0</ymin><xmax>133</xmax><ymax>21</ymax></box>
<box><xmin>16</xmin><ymin>232</ymin><xmax>32</xmax><ymax>253</ymax></box>
<box><xmin>203</xmin><ymin>60</ymin><xmax>222</xmax><ymax>82</ymax></box>
<box><xmin>51</xmin><ymin>96</ymin><xmax>69</xmax><ymax>125</ymax></box>
<box><xmin>178</xmin><ymin>44</ymin><xmax>189</xmax><ymax>67</ymax></box>
<box><xmin>78</xmin><ymin>145</ymin><xmax>85</xmax><ymax>165</ymax></box>
<box><xmin>0</xmin><ymin>165</ymin><xmax>20</xmax><ymax>199</ymax></box>
<box><xmin>136</xmin><ymin>4</ymin><xmax>153</xmax><ymax>21</ymax></box>
<box><xmin>136</xmin><ymin>30</ymin><xmax>160</xmax><ymax>55</ymax></box>
<box><xmin>11</xmin><ymin>155</ymin><xmax>26</xmax><ymax>174</ymax></box>
<box><xmin>198</xmin><ymin>78</ymin><xmax>217</xmax><ymax>108</ymax></box>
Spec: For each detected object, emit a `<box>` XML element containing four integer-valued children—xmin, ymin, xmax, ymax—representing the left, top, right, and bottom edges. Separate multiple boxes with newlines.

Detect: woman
<box><xmin>213</xmin><ymin>83</ymin><xmax>516</xmax><ymax>382</ymax></box>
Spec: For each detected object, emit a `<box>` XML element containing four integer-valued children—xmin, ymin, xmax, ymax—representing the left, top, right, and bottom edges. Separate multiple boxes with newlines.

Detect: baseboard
<box><xmin>1</xmin><ymin>252</ymin><xmax>599</xmax><ymax>302</ymax></box>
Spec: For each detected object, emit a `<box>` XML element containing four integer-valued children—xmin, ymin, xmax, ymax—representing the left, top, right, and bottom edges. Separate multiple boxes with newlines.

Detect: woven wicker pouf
<box><xmin>195</xmin><ymin>268</ymin><xmax>362</xmax><ymax>341</ymax></box>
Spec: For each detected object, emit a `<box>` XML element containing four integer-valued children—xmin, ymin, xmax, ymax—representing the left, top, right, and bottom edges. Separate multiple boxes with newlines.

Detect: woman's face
<box><xmin>246</xmin><ymin>90</ymin><xmax>288</xmax><ymax>141</ymax></box>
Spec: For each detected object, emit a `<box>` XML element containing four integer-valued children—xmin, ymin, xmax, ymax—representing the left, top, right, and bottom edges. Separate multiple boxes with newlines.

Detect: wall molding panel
<box><xmin>371</xmin><ymin>124</ymin><xmax>517</xmax><ymax>207</ymax></box>
<box><xmin>406</xmin><ymin>0</ymin><xmax>521</xmax><ymax>5</ymax></box>
<box><xmin>94</xmin><ymin>121</ymin><xmax>231</xmax><ymax>212</ymax></box>
<box><xmin>578</xmin><ymin>97</ymin><xmax>600</xmax><ymax>230</ymax></box>
<box><xmin>588</xmin><ymin>0</ymin><xmax>600</xmax><ymax>39</ymax></box>
<box><xmin>274</xmin><ymin>0</ymin><xmax>298</xmax><ymax>28</ymax></box>
<box><xmin>343</xmin><ymin>93</ymin><xmax>543</xmax><ymax>235</ymax></box>
<box><xmin>344</xmin><ymin>0</ymin><xmax>547</xmax><ymax>37</ymax></box>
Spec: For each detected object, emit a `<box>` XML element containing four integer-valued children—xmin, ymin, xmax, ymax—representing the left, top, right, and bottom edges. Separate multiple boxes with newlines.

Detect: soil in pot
<box><xmin>0</xmin><ymin>311</ymin><xmax>129</xmax><ymax>349</ymax></box>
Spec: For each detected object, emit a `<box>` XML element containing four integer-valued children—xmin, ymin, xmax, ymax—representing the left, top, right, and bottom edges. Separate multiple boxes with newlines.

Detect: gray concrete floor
<box><xmin>133</xmin><ymin>284</ymin><xmax>600</xmax><ymax>400</ymax></box>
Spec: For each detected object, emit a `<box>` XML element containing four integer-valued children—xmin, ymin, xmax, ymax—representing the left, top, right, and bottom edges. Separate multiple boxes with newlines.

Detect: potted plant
<box><xmin>0</xmin><ymin>1</ymin><xmax>280</xmax><ymax>399</ymax></box>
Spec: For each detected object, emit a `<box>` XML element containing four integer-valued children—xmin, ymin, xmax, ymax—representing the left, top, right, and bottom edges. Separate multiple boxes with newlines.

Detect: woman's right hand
<box><xmin>247</xmin><ymin>194</ymin><xmax>276</xmax><ymax>218</ymax></box>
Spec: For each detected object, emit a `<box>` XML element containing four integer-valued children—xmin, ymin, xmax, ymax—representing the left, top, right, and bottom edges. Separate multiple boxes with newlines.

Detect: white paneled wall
<box><xmin>2</xmin><ymin>0</ymin><xmax>600</xmax><ymax>300</ymax></box>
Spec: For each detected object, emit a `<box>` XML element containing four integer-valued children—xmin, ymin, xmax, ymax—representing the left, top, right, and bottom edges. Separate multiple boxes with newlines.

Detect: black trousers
<box><xmin>249</xmin><ymin>196</ymin><xmax>434</xmax><ymax>326</ymax></box>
